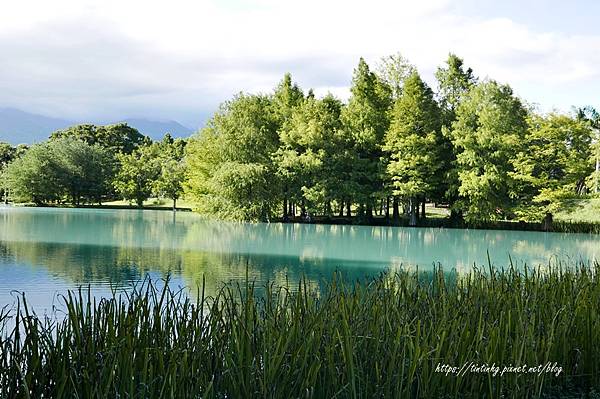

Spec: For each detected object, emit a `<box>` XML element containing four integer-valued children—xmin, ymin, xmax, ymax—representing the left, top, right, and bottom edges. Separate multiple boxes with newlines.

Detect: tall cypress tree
<box><xmin>272</xmin><ymin>73</ymin><xmax>304</xmax><ymax>219</ymax></box>
<box><xmin>384</xmin><ymin>72</ymin><xmax>442</xmax><ymax>226</ymax></box>
<box><xmin>341</xmin><ymin>58</ymin><xmax>391</xmax><ymax>220</ymax></box>
<box><xmin>435</xmin><ymin>54</ymin><xmax>477</xmax><ymax>219</ymax></box>
<box><xmin>450</xmin><ymin>81</ymin><xmax>528</xmax><ymax>221</ymax></box>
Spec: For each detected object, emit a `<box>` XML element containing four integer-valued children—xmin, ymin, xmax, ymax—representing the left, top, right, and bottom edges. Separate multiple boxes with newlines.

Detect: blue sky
<box><xmin>0</xmin><ymin>0</ymin><xmax>598</xmax><ymax>130</ymax></box>
<box><xmin>454</xmin><ymin>0</ymin><xmax>600</xmax><ymax>35</ymax></box>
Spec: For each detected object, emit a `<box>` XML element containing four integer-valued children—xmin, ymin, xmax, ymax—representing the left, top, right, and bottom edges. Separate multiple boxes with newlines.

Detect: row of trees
<box><xmin>185</xmin><ymin>53</ymin><xmax>600</xmax><ymax>224</ymax></box>
<box><xmin>1</xmin><ymin>124</ymin><xmax>186</xmax><ymax>209</ymax></box>
<box><xmin>2</xmin><ymin>53</ymin><xmax>599</xmax><ymax>224</ymax></box>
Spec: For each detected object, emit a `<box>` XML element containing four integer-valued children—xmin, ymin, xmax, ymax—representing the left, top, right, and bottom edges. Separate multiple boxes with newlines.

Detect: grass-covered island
<box><xmin>2</xmin><ymin>262</ymin><xmax>600</xmax><ymax>398</ymax></box>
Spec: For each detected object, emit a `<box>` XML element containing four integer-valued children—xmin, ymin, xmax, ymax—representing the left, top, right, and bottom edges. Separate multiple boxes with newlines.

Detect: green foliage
<box><xmin>0</xmin><ymin>142</ymin><xmax>15</xmax><ymax>168</ymax></box>
<box><xmin>2</xmin><ymin>138</ymin><xmax>112</xmax><ymax>205</ymax></box>
<box><xmin>50</xmin><ymin>123</ymin><xmax>145</xmax><ymax>154</ymax></box>
<box><xmin>376</xmin><ymin>52</ymin><xmax>416</xmax><ymax>100</ymax></box>
<box><xmin>272</xmin><ymin>73</ymin><xmax>304</xmax><ymax>124</ymax></box>
<box><xmin>436</xmin><ymin>53</ymin><xmax>477</xmax><ymax>123</ymax></box>
<box><xmin>2</xmin><ymin>264</ymin><xmax>600</xmax><ymax>398</ymax></box>
<box><xmin>435</xmin><ymin>54</ymin><xmax>477</xmax><ymax>210</ymax></box>
<box><xmin>450</xmin><ymin>80</ymin><xmax>529</xmax><ymax>221</ymax></box>
<box><xmin>384</xmin><ymin>72</ymin><xmax>442</xmax><ymax>202</ymax></box>
<box><xmin>341</xmin><ymin>58</ymin><xmax>392</xmax><ymax>215</ymax></box>
<box><xmin>0</xmin><ymin>142</ymin><xmax>16</xmax><ymax>201</ymax></box>
<box><xmin>576</xmin><ymin>106</ymin><xmax>600</xmax><ymax>195</ymax></box>
<box><xmin>513</xmin><ymin>114</ymin><xmax>594</xmax><ymax>218</ymax></box>
<box><xmin>114</xmin><ymin>146</ymin><xmax>161</xmax><ymax>207</ymax></box>
<box><xmin>274</xmin><ymin>94</ymin><xmax>347</xmax><ymax>216</ymax></box>
<box><xmin>185</xmin><ymin>94</ymin><xmax>280</xmax><ymax>221</ymax></box>
<box><xmin>4</xmin><ymin>54</ymin><xmax>599</xmax><ymax>226</ymax></box>
<box><xmin>152</xmin><ymin>134</ymin><xmax>187</xmax><ymax>208</ymax></box>
<box><xmin>154</xmin><ymin>159</ymin><xmax>185</xmax><ymax>207</ymax></box>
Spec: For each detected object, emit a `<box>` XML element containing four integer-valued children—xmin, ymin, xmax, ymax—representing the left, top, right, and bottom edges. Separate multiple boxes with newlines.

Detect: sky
<box><xmin>0</xmin><ymin>0</ymin><xmax>599</xmax><ymax>130</ymax></box>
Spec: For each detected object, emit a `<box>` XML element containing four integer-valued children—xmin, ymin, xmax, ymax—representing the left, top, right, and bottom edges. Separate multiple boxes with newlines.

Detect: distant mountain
<box><xmin>119</xmin><ymin>118</ymin><xmax>194</xmax><ymax>141</ymax></box>
<box><xmin>0</xmin><ymin>108</ymin><xmax>195</xmax><ymax>145</ymax></box>
<box><xmin>0</xmin><ymin>108</ymin><xmax>72</xmax><ymax>144</ymax></box>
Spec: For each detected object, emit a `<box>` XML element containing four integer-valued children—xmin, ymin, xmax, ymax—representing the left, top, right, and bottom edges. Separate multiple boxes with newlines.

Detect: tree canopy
<box><xmin>50</xmin><ymin>123</ymin><xmax>145</xmax><ymax>154</ymax></box>
<box><xmin>3</xmin><ymin>53</ymin><xmax>599</xmax><ymax>227</ymax></box>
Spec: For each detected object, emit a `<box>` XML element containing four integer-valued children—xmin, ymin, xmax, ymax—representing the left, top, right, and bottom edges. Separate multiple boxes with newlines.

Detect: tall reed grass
<box><xmin>1</xmin><ymin>263</ymin><xmax>600</xmax><ymax>398</ymax></box>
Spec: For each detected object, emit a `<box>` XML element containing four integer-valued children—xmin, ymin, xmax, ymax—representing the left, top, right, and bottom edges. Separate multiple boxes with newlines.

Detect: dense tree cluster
<box><xmin>1</xmin><ymin>125</ymin><xmax>186</xmax><ymax>208</ymax></box>
<box><xmin>185</xmin><ymin>54</ymin><xmax>600</xmax><ymax>224</ymax></box>
<box><xmin>2</xmin><ymin>53</ymin><xmax>599</xmax><ymax>224</ymax></box>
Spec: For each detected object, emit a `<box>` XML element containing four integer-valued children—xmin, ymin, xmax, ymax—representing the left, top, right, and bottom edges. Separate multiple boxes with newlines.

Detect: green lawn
<box><xmin>555</xmin><ymin>198</ymin><xmax>600</xmax><ymax>223</ymax></box>
<box><xmin>102</xmin><ymin>197</ymin><xmax>195</xmax><ymax>210</ymax></box>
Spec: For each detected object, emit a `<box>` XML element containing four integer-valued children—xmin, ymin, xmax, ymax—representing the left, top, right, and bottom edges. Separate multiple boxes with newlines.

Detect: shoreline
<box><xmin>3</xmin><ymin>203</ymin><xmax>599</xmax><ymax>234</ymax></box>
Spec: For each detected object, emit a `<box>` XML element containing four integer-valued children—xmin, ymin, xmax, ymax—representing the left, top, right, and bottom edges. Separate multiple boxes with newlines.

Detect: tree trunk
<box><xmin>137</xmin><ymin>198</ymin><xmax>144</xmax><ymax>208</ymax></box>
<box><xmin>596</xmin><ymin>157</ymin><xmax>600</xmax><ymax>193</ymax></box>
<box><xmin>415</xmin><ymin>200</ymin><xmax>420</xmax><ymax>220</ymax></box>
<box><xmin>338</xmin><ymin>201</ymin><xmax>344</xmax><ymax>217</ymax></box>
<box><xmin>173</xmin><ymin>198</ymin><xmax>177</xmax><ymax>212</ymax></box>
<box><xmin>421</xmin><ymin>199</ymin><xmax>426</xmax><ymax>220</ymax></box>
<box><xmin>409</xmin><ymin>197</ymin><xmax>417</xmax><ymax>227</ymax></box>
<box><xmin>385</xmin><ymin>197</ymin><xmax>390</xmax><ymax>220</ymax></box>
<box><xmin>346</xmin><ymin>202</ymin><xmax>352</xmax><ymax>218</ymax></box>
<box><xmin>450</xmin><ymin>209</ymin><xmax>463</xmax><ymax>224</ymax></box>
<box><xmin>366</xmin><ymin>202</ymin><xmax>373</xmax><ymax>220</ymax></box>
<box><xmin>283</xmin><ymin>197</ymin><xmax>288</xmax><ymax>221</ymax></box>
<box><xmin>392</xmin><ymin>197</ymin><xmax>399</xmax><ymax>220</ymax></box>
<box><xmin>543</xmin><ymin>212</ymin><xmax>553</xmax><ymax>232</ymax></box>
<box><xmin>325</xmin><ymin>201</ymin><xmax>332</xmax><ymax>217</ymax></box>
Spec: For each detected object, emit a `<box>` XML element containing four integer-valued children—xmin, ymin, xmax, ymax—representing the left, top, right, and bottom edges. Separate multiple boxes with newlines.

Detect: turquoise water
<box><xmin>1</xmin><ymin>207</ymin><xmax>599</xmax><ymax>312</ymax></box>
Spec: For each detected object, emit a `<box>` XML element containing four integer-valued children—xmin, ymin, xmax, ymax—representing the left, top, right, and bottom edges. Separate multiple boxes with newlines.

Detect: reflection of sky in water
<box><xmin>1</xmin><ymin>207</ymin><xmax>599</xmax><ymax>311</ymax></box>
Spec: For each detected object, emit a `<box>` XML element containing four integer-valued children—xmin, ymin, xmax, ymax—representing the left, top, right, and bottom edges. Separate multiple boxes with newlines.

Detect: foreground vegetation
<box><xmin>2</xmin><ymin>263</ymin><xmax>600</xmax><ymax>398</ymax></box>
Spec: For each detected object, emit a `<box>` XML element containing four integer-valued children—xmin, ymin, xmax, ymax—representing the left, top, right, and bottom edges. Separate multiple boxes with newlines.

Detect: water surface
<box><xmin>1</xmin><ymin>207</ymin><xmax>599</xmax><ymax>312</ymax></box>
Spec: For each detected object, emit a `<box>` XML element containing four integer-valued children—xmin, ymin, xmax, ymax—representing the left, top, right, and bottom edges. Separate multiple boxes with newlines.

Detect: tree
<box><xmin>435</xmin><ymin>54</ymin><xmax>477</xmax><ymax>218</ymax></box>
<box><xmin>450</xmin><ymin>80</ymin><xmax>528</xmax><ymax>221</ymax></box>
<box><xmin>2</xmin><ymin>139</ymin><xmax>111</xmax><ymax>205</ymax></box>
<box><xmin>341</xmin><ymin>58</ymin><xmax>392</xmax><ymax>220</ymax></box>
<box><xmin>2</xmin><ymin>143</ymin><xmax>62</xmax><ymax>204</ymax></box>
<box><xmin>0</xmin><ymin>142</ymin><xmax>16</xmax><ymax>203</ymax></box>
<box><xmin>185</xmin><ymin>94</ymin><xmax>280</xmax><ymax>221</ymax></box>
<box><xmin>274</xmin><ymin>94</ymin><xmax>345</xmax><ymax>218</ymax></box>
<box><xmin>435</xmin><ymin>54</ymin><xmax>477</xmax><ymax>124</ymax></box>
<box><xmin>153</xmin><ymin>134</ymin><xmax>187</xmax><ymax>210</ymax></box>
<box><xmin>272</xmin><ymin>73</ymin><xmax>304</xmax><ymax>124</ymax></box>
<box><xmin>384</xmin><ymin>72</ymin><xmax>442</xmax><ymax>225</ymax></box>
<box><xmin>513</xmin><ymin>113</ymin><xmax>594</xmax><ymax>224</ymax></box>
<box><xmin>0</xmin><ymin>142</ymin><xmax>15</xmax><ymax>167</ymax></box>
<box><xmin>53</xmin><ymin>139</ymin><xmax>114</xmax><ymax>205</ymax></box>
<box><xmin>272</xmin><ymin>73</ymin><xmax>305</xmax><ymax>219</ymax></box>
<box><xmin>154</xmin><ymin>159</ymin><xmax>185</xmax><ymax>210</ymax></box>
<box><xmin>376</xmin><ymin>53</ymin><xmax>416</xmax><ymax>101</ymax></box>
<box><xmin>50</xmin><ymin>123</ymin><xmax>145</xmax><ymax>154</ymax></box>
<box><xmin>576</xmin><ymin>106</ymin><xmax>600</xmax><ymax>194</ymax></box>
<box><xmin>114</xmin><ymin>146</ymin><xmax>161</xmax><ymax>207</ymax></box>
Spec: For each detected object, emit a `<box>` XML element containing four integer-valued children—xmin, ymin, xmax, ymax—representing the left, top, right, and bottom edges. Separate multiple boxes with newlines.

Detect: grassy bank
<box><xmin>2</xmin><ymin>264</ymin><xmax>600</xmax><ymax>398</ymax></box>
<box><xmin>7</xmin><ymin>197</ymin><xmax>193</xmax><ymax>212</ymax></box>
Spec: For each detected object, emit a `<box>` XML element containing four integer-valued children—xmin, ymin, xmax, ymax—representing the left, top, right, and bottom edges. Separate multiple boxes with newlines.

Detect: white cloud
<box><xmin>0</xmin><ymin>0</ymin><xmax>599</xmax><ymax>128</ymax></box>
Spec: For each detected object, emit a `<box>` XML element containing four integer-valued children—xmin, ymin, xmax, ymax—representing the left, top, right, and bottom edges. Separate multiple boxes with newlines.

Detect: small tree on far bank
<box><xmin>154</xmin><ymin>159</ymin><xmax>185</xmax><ymax>210</ymax></box>
<box><xmin>114</xmin><ymin>148</ymin><xmax>160</xmax><ymax>208</ymax></box>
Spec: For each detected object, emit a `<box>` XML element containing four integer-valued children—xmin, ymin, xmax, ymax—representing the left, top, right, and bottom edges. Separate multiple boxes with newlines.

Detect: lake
<box><xmin>1</xmin><ymin>207</ymin><xmax>599</xmax><ymax>312</ymax></box>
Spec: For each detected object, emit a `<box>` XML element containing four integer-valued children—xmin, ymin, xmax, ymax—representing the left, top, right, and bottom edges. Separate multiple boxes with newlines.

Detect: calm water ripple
<box><xmin>1</xmin><ymin>207</ymin><xmax>599</xmax><ymax>312</ymax></box>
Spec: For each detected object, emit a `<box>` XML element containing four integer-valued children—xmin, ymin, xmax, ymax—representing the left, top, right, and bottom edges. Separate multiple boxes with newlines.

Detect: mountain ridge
<box><xmin>0</xmin><ymin>108</ymin><xmax>194</xmax><ymax>144</ymax></box>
